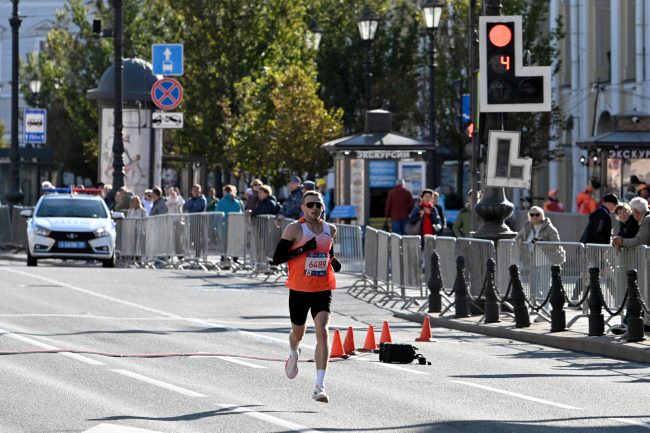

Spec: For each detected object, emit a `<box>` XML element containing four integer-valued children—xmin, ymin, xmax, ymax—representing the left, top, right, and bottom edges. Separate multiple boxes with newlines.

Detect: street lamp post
<box><xmin>421</xmin><ymin>0</ymin><xmax>444</xmax><ymax>189</ymax></box>
<box><xmin>357</xmin><ymin>5</ymin><xmax>379</xmax><ymax>113</ymax></box>
<box><xmin>306</xmin><ymin>19</ymin><xmax>323</xmax><ymax>51</ymax></box>
<box><xmin>111</xmin><ymin>0</ymin><xmax>125</xmax><ymax>192</ymax></box>
<box><xmin>29</xmin><ymin>77</ymin><xmax>41</xmax><ymax>105</ymax></box>
<box><xmin>6</xmin><ymin>0</ymin><xmax>24</xmax><ymax>206</ymax></box>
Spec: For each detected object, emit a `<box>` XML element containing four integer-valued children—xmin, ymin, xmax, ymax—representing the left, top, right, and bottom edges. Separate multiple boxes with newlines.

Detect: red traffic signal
<box><xmin>479</xmin><ymin>16</ymin><xmax>551</xmax><ymax>113</ymax></box>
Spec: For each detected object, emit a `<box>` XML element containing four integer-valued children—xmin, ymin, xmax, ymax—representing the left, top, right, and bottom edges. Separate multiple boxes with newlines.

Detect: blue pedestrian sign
<box><xmin>152</xmin><ymin>44</ymin><xmax>183</xmax><ymax>76</ymax></box>
<box><xmin>23</xmin><ymin>108</ymin><xmax>47</xmax><ymax>144</ymax></box>
<box><xmin>461</xmin><ymin>94</ymin><xmax>470</xmax><ymax>125</ymax></box>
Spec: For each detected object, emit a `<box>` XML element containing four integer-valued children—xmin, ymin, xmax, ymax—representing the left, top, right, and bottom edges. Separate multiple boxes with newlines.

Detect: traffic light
<box><xmin>479</xmin><ymin>16</ymin><xmax>550</xmax><ymax>113</ymax></box>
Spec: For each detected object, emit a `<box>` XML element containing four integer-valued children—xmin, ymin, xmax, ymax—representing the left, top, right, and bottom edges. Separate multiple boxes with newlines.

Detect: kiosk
<box><xmin>322</xmin><ymin>110</ymin><xmax>433</xmax><ymax>226</ymax></box>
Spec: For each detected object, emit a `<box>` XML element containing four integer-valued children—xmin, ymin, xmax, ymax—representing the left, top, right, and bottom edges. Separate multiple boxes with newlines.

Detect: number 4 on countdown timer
<box><xmin>479</xmin><ymin>15</ymin><xmax>551</xmax><ymax>113</ymax></box>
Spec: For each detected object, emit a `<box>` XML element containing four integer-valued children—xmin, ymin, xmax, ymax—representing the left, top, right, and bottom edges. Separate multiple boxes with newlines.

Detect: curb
<box><xmin>394</xmin><ymin>311</ymin><xmax>650</xmax><ymax>365</ymax></box>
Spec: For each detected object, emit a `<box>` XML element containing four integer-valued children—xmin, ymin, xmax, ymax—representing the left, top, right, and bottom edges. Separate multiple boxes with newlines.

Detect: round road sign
<box><xmin>151</xmin><ymin>78</ymin><xmax>183</xmax><ymax>110</ymax></box>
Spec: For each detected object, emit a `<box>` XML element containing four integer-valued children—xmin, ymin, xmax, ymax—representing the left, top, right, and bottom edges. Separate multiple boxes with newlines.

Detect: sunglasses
<box><xmin>305</xmin><ymin>202</ymin><xmax>323</xmax><ymax>209</ymax></box>
<box><xmin>529</xmin><ymin>213</ymin><xmax>541</xmax><ymax>217</ymax></box>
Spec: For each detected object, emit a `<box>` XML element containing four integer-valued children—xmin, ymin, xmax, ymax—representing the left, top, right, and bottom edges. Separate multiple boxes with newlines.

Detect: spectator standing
<box><xmin>543</xmin><ymin>190</ymin><xmax>565</xmax><ymax>213</ymax></box>
<box><xmin>384</xmin><ymin>179</ymin><xmax>414</xmax><ymax>235</ymax></box>
<box><xmin>166</xmin><ymin>187</ymin><xmax>185</xmax><ymax>214</ymax></box>
<box><xmin>141</xmin><ymin>189</ymin><xmax>154</xmax><ymax>215</ymax></box>
<box><xmin>453</xmin><ymin>190</ymin><xmax>479</xmax><ymax>238</ymax></box>
<box><xmin>432</xmin><ymin>191</ymin><xmax>446</xmax><ymax>231</ymax></box>
<box><xmin>149</xmin><ymin>187</ymin><xmax>168</xmax><ymax>215</ymax></box>
<box><xmin>278</xmin><ymin>176</ymin><xmax>303</xmax><ymax>220</ymax></box>
<box><xmin>245</xmin><ymin>179</ymin><xmax>263</xmax><ymax>211</ymax></box>
<box><xmin>183</xmin><ymin>184</ymin><xmax>207</xmax><ymax>213</ymax></box>
<box><xmin>638</xmin><ymin>183</ymin><xmax>650</xmax><ymax>200</ymax></box>
<box><xmin>302</xmin><ymin>180</ymin><xmax>316</xmax><ymax>194</ymax></box>
<box><xmin>127</xmin><ymin>196</ymin><xmax>148</xmax><ymax>218</ymax></box>
<box><xmin>408</xmin><ymin>189</ymin><xmax>441</xmax><ymax>237</ymax></box>
<box><xmin>614</xmin><ymin>203</ymin><xmax>639</xmax><ymax>239</ymax></box>
<box><xmin>442</xmin><ymin>185</ymin><xmax>464</xmax><ymax>210</ymax></box>
<box><xmin>216</xmin><ymin>184</ymin><xmax>244</xmax><ymax>216</ymax></box>
<box><xmin>580</xmin><ymin>193</ymin><xmax>618</xmax><ymax>244</ymax></box>
<box><xmin>613</xmin><ymin>197</ymin><xmax>650</xmax><ymax>248</ymax></box>
<box><xmin>113</xmin><ymin>187</ymin><xmax>132</xmax><ymax>212</ymax></box>
<box><xmin>576</xmin><ymin>185</ymin><xmax>597</xmax><ymax>215</ymax></box>
<box><xmin>206</xmin><ymin>187</ymin><xmax>219</xmax><ymax>212</ymax></box>
<box><xmin>101</xmin><ymin>184</ymin><xmax>114</xmax><ymax>209</ymax></box>
<box><xmin>515</xmin><ymin>206</ymin><xmax>560</xmax><ymax>243</ymax></box>
<box><xmin>316</xmin><ymin>178</ymin><xmax>332</xmax><ymax>217</ymax></box>
<box><xmin>250</xmin><ymin>185</ymin><xmax>280</xmax><ymax>216</ymax></box>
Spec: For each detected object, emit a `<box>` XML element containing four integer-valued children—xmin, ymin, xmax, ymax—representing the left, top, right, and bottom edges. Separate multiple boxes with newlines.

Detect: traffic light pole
<box><xmin>471</xmin><ymin>0</ymin><xmax>516</xmax><ymax>241</ymax></box>
<box><xmin>469</xmin><ymin>0</ymin><xmax>479</xmax><ymax>230</ymax></box>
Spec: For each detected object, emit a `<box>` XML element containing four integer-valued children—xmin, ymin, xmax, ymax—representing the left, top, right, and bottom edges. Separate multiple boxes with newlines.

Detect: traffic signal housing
<box><xmin>479</xmin><ymin>16</ymin><xmax>550</xmax><ymax>113</ymax></box>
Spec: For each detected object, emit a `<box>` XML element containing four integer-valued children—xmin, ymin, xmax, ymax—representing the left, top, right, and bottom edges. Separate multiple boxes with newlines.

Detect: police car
<box><xmin>21</xmin><ymin>189</ymin><xmax>124</xmax><ymax>267</ymax></box>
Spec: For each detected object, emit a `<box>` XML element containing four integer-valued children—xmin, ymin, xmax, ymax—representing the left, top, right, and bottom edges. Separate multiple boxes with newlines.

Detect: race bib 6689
<box><xmin>305</xmin><ymin>252</ymin><xmax>328</xmax><ymax>276</ymax></box>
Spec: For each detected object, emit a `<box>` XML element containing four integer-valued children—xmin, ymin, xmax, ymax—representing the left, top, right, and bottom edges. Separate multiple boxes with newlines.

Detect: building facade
<box><xmin>551</xmin><ymin>0</ymin><xmax>650</xmax><ymax>210</ymax></box>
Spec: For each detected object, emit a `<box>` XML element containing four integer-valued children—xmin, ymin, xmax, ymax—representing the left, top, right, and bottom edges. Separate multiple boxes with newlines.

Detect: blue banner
<box><xmin>368</xmin><ymin>160</ymin><xmax>397</xmax><ymax>188</ymax></box>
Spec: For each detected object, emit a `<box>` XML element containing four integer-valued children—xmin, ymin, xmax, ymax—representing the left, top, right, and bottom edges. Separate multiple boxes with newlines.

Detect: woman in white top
<box><xmin>126</xmin><ymin>196</ymin><xmax>148</xmax><ymax>218</ymax></box>
<box><xmin>166</xmin><ymin>187</ymin><xmax>185</xmax><ymax>214</ymax></box>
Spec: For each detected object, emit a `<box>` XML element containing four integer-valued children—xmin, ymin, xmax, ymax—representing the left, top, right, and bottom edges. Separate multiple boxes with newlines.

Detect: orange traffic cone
<box><xmin>379</xmin><ymin>320</ymin><xmax>393</xmax><ymax>344</ymax></box>
<box><xmin>343</xmin><ymin>326</ymin><xmax>358</xmax><ymax>355</ymax></box>
<box><xmin>360</xmin><ymin>325</ymin><xmax>377</xmax><ymax>352</ymax></box>
<box><xmin>329</xmin><ymin>329</ymin><xmax>346</xmax><ymax>358</ymax></box>
<box><xmin>415</xmin><ymin>316</ymin><xmax>435</xmax><ymax>342</ymax></box>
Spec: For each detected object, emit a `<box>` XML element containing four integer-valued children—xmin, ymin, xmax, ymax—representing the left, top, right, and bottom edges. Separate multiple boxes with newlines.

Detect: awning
<box><xmin>321</xmin><ymin>131</ymin><xmax>433</xmax><ymax>152</ymax></box>
<box><xmin>577</xmin><ymin>131</ymin><xmax>650</xmax><ymax>149</ymax></box>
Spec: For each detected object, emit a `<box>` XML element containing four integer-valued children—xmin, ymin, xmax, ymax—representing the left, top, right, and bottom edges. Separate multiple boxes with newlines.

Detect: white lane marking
<box><xmin>4</xmin><ymin>268</ymin><xmax>317</xmax><ymax>351</ymax></box>
<box><xmin>217</xmin><ymin>404</ymin><xmax>324</xmax><ymax>433</ymax></box>
<box><xmin>83</xmin><ymin>423</ymin><xmax>165</xmax><ymax>432</ymax></box>
<box><xmin>351</xmin><ymin>356</ymin><xmax>429</xmax><ymax>375</ymax></box>
<box><xmin>216</xmin><ymin>356</ymin><xmax>266</xmax><ymax>369</ymax></box>
<box><xmin>608</xmin><ymin>418</ymin><xmax>650</xmax><ymax>429</ymax></box>
<box><xmin>111</xmin><ymin>369</ymin><xmax>206</xmax><ymax>398</ymax></box>
<box><xmin>452</xmin><ymin>380</ymin><xmax>581</xmax><ymax>410</ymax></box>
<box><xmin>0</xmin><ymin>327</ymin><xmax>104</xmax><ymax>366</ymax></box>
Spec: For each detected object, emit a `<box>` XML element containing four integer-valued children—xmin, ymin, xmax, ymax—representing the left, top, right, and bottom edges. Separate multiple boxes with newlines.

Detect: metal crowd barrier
<box><xmin>333</xmin><ymin>223</ymin><xmax>364</xmax><ymax>274</ymax></box>
<box><xmin>10</xmin><ymin>206</ymin><xmax>30</xmax><ymax>249</ymax></box>
<box><xmin>433</xmin><ymin>236</ymin><xmax>457</xmax><ymax>293</ymax></box>
<box><xmin>225</xmin><ymin>213</ymin><xmax>249</xmax><ymax>268</ymax></box>
<box><xmin>351</xmin><ymin>226</ymin><xmax>379</xmax><ymax>296</ymax></box>
<box><xmin>456</xmin><ymin>237</ymin><xmax>496</xmax><ymax>297</ymax></box>
<box><xmin>0</xmin><ymin>206</ymin><xmax>13</xmax><ymax>245</ymax></box>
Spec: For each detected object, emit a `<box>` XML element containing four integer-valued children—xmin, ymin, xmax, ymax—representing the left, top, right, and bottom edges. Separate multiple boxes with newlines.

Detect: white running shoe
<box><xmin>285</xmin><ymin>348</ymin><xmax>300</xmax><ymax>379</ymax></box>
<box><xmin>312</xmin><ymin>385</ymin><xmax>329</xmax><ymax>403</ymax></box>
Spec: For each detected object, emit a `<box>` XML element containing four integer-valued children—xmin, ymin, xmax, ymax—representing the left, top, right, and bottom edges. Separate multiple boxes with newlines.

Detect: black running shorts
<box><xmin>288</xmin><ymin>290</ymin><xmax>332</xmax><ymax>326</ymax></box>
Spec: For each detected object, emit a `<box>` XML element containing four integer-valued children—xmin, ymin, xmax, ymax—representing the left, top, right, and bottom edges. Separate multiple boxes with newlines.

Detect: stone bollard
<box><xmin>484</xmin><ymin>258</ymin><xmax>501</xmax><ymax>323</ymax></box>
<box><xmin>509</xmin><ymin>264</ymin><xmax>531</xmax><ymax>328</ymax></box>
<box><xmin>427</xmin><ymin>252</ymin><xmax>443</xmax><ymax>313</ymax></box>
<box><xmin>549</xmin><ymin>265</ymin><xmax>567</xmax><ymax>332</ymax></box>
<box><xmin>587</xmin><ymin>267</ymin><xmax>605</xmax><ymax>336</ymax></box>
<box><xmin>454</xmin><ymin>256</ymin><xmax>471</xmax><ymax>318</ymax></box>
<box><xmin>625</xmin><ymin>269</ymin><xmax>646</xmax><ymax>342</ymax></box>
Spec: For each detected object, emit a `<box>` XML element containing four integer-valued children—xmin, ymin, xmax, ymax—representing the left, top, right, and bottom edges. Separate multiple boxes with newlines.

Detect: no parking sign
<box><xmin>151</xmin><ymin>78</ymin><xmax>183</xmax><ymax>110</ymax></box>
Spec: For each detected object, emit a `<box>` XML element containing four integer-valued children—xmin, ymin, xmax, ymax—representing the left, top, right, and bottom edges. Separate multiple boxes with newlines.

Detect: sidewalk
<box><xmin>393</xmin><ymin>307</ymin><xmax>650</xmax><ymax>365</ymax></box>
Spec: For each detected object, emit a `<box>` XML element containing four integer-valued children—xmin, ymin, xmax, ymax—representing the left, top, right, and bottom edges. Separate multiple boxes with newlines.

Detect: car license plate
<box><xmin>58</xmin><ymin>241</ymin><xmax>86</xmax><ymax>249</ymax></box>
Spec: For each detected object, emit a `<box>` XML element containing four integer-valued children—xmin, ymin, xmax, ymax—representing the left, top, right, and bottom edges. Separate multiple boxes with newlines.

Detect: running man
<box><xmin>272</xmin><ymin>190</ymin><xmax>341</xmax><ymax>403</ymax></box>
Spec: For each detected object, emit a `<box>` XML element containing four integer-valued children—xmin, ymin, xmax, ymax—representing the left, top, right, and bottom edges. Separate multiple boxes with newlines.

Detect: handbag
<box><xmin>404</xmin><ymin>218</ymin><xmax>422</xmax><ymax>235</ymax></box>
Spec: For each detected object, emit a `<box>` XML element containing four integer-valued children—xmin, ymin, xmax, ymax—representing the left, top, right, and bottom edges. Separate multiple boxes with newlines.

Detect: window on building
<box><xmin>594</xmin><ymin>0</ymin><xmax>611</xmax><ymax>83</ymax></box>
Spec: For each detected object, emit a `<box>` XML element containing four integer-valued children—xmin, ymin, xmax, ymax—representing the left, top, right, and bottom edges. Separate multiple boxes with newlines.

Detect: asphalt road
<box><xmin>1</xmin><ymin>259</ymin><xmax>650</xmax><ymax>433</ymax></box>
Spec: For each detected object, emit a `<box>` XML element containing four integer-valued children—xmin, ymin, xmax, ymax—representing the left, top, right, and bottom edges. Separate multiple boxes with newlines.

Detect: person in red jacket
<box><xmin>384</xmin><ymin>179</ymin><xmax>414</xmax><ymax>234</ymax></box>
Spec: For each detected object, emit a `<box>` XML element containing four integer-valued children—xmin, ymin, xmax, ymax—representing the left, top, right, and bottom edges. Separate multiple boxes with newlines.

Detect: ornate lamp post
<box><xmin>421</xmin><ymin>0</ymin><xmax>444</xmax><ymax>188</ymax></box>
<box><xmin>29</xmin><ymin>77</ymin><xmax>41</xmax><ymax>105</ymax></box>
<box><xmin>6</xmin><ymin>0</ymin><xmax>24</xmax><ymax>206</ymax></box>
<box><xmin>357</xmin><ymin>5</ymin><xmax>379</xmax><ymax>113</ymax></box>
